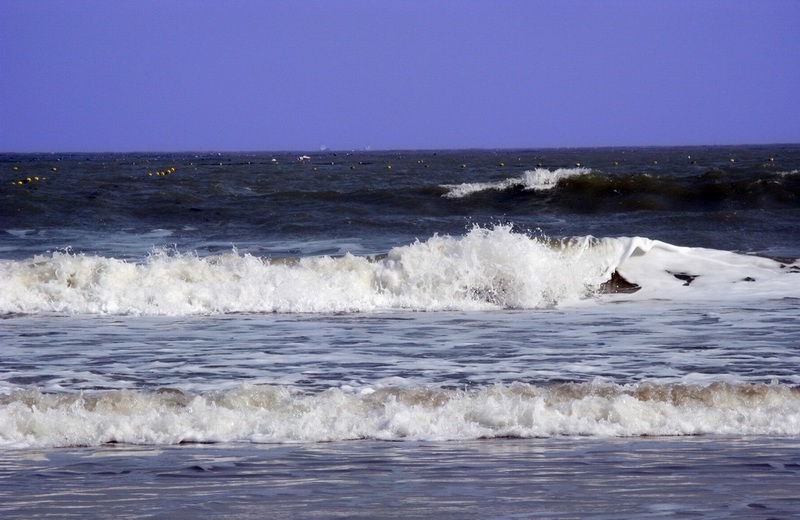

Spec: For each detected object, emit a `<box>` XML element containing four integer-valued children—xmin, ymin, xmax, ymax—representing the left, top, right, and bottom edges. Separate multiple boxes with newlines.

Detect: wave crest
<box><xmin>2</xmin><ymin>381</ymin><xmax>799</xmax><ymax>448</ymax></box>
<box><xmin>441</xmin><ymin>167</ymin><xmax>590</xmax><ymax>198</ymax></box>
<box><xmin>0</xmin><ymin>226</ymin><xmax>796</xmax><ymax>315</ymax></box>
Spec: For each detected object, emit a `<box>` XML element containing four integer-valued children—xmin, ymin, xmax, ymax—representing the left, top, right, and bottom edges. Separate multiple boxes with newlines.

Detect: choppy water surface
<box><xmin>2</xmin><ymin>146</ymin><xmax>799</xmax><ymax>517</ymax></box>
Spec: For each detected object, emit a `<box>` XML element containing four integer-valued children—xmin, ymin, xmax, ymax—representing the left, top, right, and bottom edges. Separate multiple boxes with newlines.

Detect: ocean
<box><xmin>1</xmin><ymin>145</ymin><xmax>799</xmax><ymax>518</ymax></box>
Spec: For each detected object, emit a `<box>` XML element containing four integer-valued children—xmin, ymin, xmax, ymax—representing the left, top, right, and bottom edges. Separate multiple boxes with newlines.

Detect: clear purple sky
<box><xmin>1</xmin><ymin>0</ymin><xmax>798</xmax><ymax>152</ymax></box>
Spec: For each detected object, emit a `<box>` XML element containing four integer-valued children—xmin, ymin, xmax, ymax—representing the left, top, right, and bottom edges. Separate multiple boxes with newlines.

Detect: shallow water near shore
<box><xmin>2</xmin><ymin>437</ymin><xmax>800</xmax><ymax>519</ymax></box>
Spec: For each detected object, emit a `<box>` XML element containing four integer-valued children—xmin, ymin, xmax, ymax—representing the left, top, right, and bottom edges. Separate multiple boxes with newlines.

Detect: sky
<box><xmin>1</xmin><ymin>0</ymin><xmax>798</xmax><ymax>152</ymax></box>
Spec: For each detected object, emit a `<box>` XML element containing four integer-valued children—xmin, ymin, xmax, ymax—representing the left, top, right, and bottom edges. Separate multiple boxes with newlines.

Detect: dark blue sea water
<box><xmin>1</xmin><ymin>146</ymin><xmax>799</xmax><ymax>517</ymax></box>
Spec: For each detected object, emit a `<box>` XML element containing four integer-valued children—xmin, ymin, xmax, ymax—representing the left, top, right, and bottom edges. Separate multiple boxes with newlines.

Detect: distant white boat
<box><xmin>298</xmin><ymin>155</ymin><xmax>311</xmax><ymax>161</ymax></box>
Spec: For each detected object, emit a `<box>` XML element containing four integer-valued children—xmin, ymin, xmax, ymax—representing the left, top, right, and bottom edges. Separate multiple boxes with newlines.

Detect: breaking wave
<box><xmin>2</xmin><ymin>381</ymin><xmax>799</xmax><ymax>448</ymax></box>
<box><xmin>441</xmin><ymin>168</ymin><xmax>590</xmax><ymax>198</ymax></box>
<box><xmin>0</xmin><ymin>226</ymin><xmax>797</xmax><ymax>315</ymax></box>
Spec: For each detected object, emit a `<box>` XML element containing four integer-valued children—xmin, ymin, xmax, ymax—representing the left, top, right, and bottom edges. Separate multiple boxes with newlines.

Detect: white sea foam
<box><xmin>1</xmin><ymin>381</ymin><xmax>798</xmax><ymax>448</ymax></box>
<box><xmin>142</xmin><ymin>228</ymin><xmax>174</xmax><ymax>238</ymax></box>
<box><xmin>441</xmin><ymin>167</ymin><xmax>590</xmax><ymax>198</ymax></box>
<box><xmin>0</xmin><ymin>226</ymin><xmax>796</xmax><ymax>315</ymax></box>
<box><xmin>5</xmin><ymin>229</ymin><xmax>37</xmax><ymax>238</ymax></box>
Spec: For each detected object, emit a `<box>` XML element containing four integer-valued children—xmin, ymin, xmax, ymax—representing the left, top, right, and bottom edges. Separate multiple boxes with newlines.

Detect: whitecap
<box><xmin>0</xmin><ymin>226</ymin><xmax>795</xmax><ymax>316</ymax></box>
<box><xmin>2</xmin><ymin>381</ymin><xmax>798</xmax><ymax>448</ymax></box>
<box><xmin>441</xmin><ymin>167</ymin><xmax>590</xmax><ymax>198</ymax></box>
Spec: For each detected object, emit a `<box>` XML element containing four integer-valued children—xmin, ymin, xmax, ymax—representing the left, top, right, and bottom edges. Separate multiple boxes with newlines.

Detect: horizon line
<box><xmin>2</xmin><ymin>141</ymin><xmax>799</xmax><ymax>155</ymax></box>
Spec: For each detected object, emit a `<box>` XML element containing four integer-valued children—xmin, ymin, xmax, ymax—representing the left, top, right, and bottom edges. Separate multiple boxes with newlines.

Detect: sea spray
<box><xmin>1</xmin><ymin>226</ymin><xmax>797</xmax><ymax>315</ymax></box>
